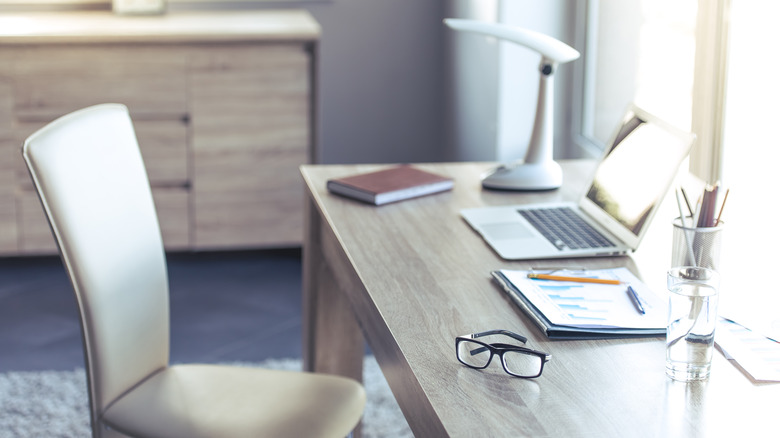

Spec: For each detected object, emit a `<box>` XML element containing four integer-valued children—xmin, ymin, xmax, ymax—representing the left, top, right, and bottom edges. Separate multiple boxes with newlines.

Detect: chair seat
<box><xmin>102</xmin><ymin>364</ymin><xmax>366</xmax><ymax>438</ymax></box>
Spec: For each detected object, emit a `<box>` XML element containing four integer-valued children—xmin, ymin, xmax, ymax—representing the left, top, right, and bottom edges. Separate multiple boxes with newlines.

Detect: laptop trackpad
<box><xmin>480</xmin><ymin>222</ymin><xmax>535</xmax><ymax>240</ymax></box>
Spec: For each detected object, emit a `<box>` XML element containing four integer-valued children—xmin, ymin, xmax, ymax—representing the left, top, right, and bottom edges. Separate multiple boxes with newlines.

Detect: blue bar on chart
<box><xmin>537</xmin><ymin>282</ymin><xmax>613</xmax><ymax>321</ymax></box>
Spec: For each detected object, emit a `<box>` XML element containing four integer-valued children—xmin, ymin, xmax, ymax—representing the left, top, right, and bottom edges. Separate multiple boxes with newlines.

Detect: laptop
<box><xmin>461</xmin><ymin>105</ymin><xmax>695</xmax><ymax>260</ymax></box>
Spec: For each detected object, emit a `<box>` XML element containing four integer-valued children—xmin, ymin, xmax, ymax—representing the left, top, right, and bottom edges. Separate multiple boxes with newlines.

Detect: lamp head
<box><xmin>443</xmin><ymin>18</ymin><xmax>580</xmax><ymax>64</ymax></box>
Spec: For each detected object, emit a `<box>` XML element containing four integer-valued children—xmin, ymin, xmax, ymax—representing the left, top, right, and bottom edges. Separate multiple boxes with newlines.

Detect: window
<box><xmin>574</xmin><ymin>0</ymin><xmax>697</xmax><ymax>158</ymax></box>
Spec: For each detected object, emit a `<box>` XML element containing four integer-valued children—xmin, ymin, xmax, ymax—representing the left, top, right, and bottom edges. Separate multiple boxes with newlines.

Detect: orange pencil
<box><xmin>527</xmin><ymin>273</ymin><xmax>621</xmax><ymax>285</ymax></box>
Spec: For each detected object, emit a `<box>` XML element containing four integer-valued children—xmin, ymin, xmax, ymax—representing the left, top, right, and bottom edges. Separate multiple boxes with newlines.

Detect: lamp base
<box><xmin>481</xmin><ymin>161</ymin><xmax>562</xmax><ymax>191</ymax></box>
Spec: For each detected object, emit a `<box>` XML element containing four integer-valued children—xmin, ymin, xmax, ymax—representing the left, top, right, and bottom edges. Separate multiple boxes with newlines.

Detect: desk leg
<box><xmin>302</xmin><ymin>195</ymin><xmax>365</xmax><ymax>380</ymax></box>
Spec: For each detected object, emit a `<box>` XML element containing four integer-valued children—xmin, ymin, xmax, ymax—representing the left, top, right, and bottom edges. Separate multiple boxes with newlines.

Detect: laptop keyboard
<box><xmin>518</xmin><ymin>207</ymin><xmax>614</xmax><ymax>251</ymax></box>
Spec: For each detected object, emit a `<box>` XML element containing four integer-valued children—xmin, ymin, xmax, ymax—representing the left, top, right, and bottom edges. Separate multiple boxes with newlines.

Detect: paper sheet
<box><xmin>720</xmin><ymin>302</ymin><xmax>780</xmax><ymax>343</ymax></box>
<box><xmin>716</xmin><ymin>318</ymin><xmax>780</xmax><ymax>382</ymax></box>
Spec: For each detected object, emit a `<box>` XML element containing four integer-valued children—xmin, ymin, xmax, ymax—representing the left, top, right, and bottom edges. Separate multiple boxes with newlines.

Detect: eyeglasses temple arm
<box><xmin>471</xmin><ymin>329</ymin><xmax>528</xmax><ymax>344</ymax></box>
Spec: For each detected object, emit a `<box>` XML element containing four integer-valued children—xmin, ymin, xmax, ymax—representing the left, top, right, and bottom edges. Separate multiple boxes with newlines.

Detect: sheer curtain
<box><xmin>721</xmin><ymin>1</ymin><xmax>780</xmax><ymax>188</ymax></box>
<box><xmin>717</xmin><ymin>0</ymin><xmax>780</xmax><ymax>315</ymax></box>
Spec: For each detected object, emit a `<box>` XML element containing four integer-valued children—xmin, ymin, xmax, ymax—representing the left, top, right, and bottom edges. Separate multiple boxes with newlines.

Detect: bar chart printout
<box><xmin>499</xmin><ymin>268</ymin><xmax>666</xmax><ymax>329</ymax></box>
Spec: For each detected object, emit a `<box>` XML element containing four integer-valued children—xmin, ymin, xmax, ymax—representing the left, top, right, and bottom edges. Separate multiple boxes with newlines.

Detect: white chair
<box><xmin>22</xmin><ymin>103</ymin><xmax>365</xmax><ymax>438</ymax></box>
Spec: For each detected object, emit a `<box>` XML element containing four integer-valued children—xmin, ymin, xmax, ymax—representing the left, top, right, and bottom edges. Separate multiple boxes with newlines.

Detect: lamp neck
<box><xmin>523</xmin><ymin>60</ymin><xmax>556</xmax><ymax>164</ymax></box>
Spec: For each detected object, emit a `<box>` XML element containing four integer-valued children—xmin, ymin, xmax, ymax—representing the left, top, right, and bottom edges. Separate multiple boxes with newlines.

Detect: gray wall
<box><xmin>305</xmin><ymin>0</ymin><xmax>447</xmax><ymax>164</ymax></box>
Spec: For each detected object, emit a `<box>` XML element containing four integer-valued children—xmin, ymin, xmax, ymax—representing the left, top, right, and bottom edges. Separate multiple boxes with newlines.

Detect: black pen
<box><xmin>626</xmin><ymin>285</ymin><xmax>645</xmax><ymax>315</ymax></box>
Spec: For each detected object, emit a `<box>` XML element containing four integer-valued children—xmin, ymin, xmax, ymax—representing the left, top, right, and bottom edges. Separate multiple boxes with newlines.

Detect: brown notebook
<box><xmin>327</xmin><ymin>165</ymin><xmax>454</xmax><ymax>205</ymax></box>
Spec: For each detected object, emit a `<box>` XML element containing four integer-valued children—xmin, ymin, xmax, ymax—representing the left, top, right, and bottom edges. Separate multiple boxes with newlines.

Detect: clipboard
<box><xmin>492</xmin><ymin>267</ymin><xmax>666</xmax><ymax>339</ymax></box>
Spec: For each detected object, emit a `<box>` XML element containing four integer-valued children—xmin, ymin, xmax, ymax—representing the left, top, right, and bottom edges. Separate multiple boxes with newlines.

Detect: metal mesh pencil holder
<box><xmin>671</xmin><ymin>217</ymin><xmax>724</xmax><ymax>271</ymax></box>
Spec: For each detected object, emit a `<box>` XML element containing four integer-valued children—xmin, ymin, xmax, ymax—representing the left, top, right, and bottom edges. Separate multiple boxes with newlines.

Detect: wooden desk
<box><xmin>301</xmin><ymin>161</ymin><xmax>777</xmax><ymax>438</ymax></box>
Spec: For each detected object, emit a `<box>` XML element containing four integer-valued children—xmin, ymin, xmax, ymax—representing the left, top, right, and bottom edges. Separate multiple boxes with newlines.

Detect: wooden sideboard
<box><xmin>0</xmin><ymin>10</ymin><xmax>319</xmax><ymax>255</ymax></box>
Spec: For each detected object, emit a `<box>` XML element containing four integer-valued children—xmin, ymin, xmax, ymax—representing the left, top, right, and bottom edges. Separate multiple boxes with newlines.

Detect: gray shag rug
<box><xmin>0</xmin><ymin>355</ymin><xmax>413</xmax><ymax>438</ymax></box>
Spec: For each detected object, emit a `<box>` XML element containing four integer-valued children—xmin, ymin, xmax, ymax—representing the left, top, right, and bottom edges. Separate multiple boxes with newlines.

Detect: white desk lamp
<box><xmin>444</xmin><ymin>19</ymin><xmax>580</xmax><ymax>190</ymax></box>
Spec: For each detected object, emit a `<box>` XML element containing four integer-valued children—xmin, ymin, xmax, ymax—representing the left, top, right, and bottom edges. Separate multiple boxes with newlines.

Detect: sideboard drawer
<box><xmin>10</xmin><ymin>46</ymin><xmax>187</xmax><ymax>122</ymax></box>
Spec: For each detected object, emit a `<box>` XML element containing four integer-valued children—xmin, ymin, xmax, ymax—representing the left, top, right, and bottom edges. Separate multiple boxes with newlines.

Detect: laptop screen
<box><xmin>585</xmin><ymin>109</ymin><xmax>693</xmax><ymax>237</ymax></box>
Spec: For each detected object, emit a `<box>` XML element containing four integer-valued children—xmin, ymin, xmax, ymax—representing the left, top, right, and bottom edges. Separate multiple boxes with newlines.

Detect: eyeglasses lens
<box><xmin>503</xmin><ymin>350</ymin><xmax>543</xmax><ymax>377</ymax></box>
<box><xmin>457</xmin><ymin>340</ymin><xmax>491</xmax><ymax>368</ymax></box>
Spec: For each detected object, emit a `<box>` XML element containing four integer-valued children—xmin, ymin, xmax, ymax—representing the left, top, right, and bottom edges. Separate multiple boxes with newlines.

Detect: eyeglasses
<box><xmin>456</xmin><ymin>330</ymin><xmax>551</xmax><ymax>378</ymax></box>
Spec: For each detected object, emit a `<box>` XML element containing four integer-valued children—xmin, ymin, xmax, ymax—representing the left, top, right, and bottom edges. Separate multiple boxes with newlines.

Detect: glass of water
<box><xmin>666</xmin><ymin>266</ymin><xmax>720</xmax><ymax>381</ymax></box>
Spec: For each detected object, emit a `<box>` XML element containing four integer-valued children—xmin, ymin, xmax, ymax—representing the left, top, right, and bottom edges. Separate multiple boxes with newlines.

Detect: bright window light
<box><xmin>584</xmin><ymin>0</ymin><xmax>697</xmax><ymax>146</ymax></box>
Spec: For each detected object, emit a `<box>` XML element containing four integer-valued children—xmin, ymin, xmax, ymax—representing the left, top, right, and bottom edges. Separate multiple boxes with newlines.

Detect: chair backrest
<box><xmin>22</xmin><ymin>104</ymin><xmax>170</xmax><ymax>432</ymax></box>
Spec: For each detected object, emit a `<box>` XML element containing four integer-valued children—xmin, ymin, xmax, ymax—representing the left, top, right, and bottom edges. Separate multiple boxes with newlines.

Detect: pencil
<box><xmin>526</xmin><ymin>273</ymin><xmax>621</xmax><ymax>285</ymax></box>
<box><xmin>715</xmin><ymin>188</ymin><xmax>729</xmax><ymax>225</ymax></box>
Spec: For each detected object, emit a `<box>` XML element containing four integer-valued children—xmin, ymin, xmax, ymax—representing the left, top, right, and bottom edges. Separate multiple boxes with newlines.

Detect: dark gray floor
<box><xmin>0</xmin><ymin>249</ymin><xmax>303</xmax><ymax>372</ymax></box>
